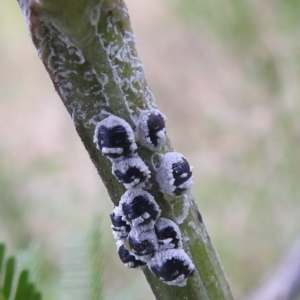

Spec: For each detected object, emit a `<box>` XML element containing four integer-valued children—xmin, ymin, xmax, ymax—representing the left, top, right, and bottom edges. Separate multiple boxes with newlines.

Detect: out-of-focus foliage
<box><xmin>0</xmin><ymin>243</ymin><xmax>42</xmax><ymax>300</ymax></box>
<box><xmin>57</xmin><ymin>217</ymin><xmax>103</xmax><ymax>300</ymax></box>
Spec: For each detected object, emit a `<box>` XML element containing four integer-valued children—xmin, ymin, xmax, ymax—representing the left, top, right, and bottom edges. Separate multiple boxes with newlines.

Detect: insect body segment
<box><xmin>156</xmin><ymin>152</ymin><xmax>193</xmax><ymax>196</ymax></box>
<box><xmin>155</xmin><ymin>217</ymin><xmax>182</xmax><ymax>251</ymax></box>
<box><xmin>116</xmin><ymin>240</ymin><xmax>147</xmax><ymax>269</ymax></box>
<box><xmin>120</xmin><ymin>190</ymin><xmax>161</xmax><ymax>227</ymax></box>
<box><xmin>148</xmin><ymin>249</ymin><xmax>195</xmax><ymax>287</ymax></box>
<box><xmin>128</xmin><ymin>226</ymin><xmax>158</xmax><ymax>261</ymax></box>
<box><xmin>110</xmin><ymin>205</ymin><xmax>131</xmax><ymax>240</ymax></box>
<box><xmin>136</xmin><ymin>109</ymin><xmax>167</xmax><ymax>151</ymax></box>
<box><xmin>94</xmin><ymin>115</ymin><xmax>137</xmax><ymax>161</ymax></box>
<box><xmin>112</xmin><ymin>157</ymin><xmax>151</xmax><ymax>189</ymax></box>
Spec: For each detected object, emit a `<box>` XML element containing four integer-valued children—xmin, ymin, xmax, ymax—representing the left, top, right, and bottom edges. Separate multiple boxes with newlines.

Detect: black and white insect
<box><xmin>94</xmin><ymin>115</ymin><xmax>137</xmax><ymax>160</ymax></box>
<box><xmin>148</xmin><ymin>249</ymin><xmax>195</xmax><ymax>287</ymax></box>
<box><xmin>112</xmin><ymin>156</ymin><xmax>151</xmax><ymax>189</ymax></box>
<box><xmin>116</xmin><ymin>240</ymin><xmax>147</xmax><ymax>269</ymax></box>
<box><xmin>136</xmin><ymin>109</ymin><xmax>167</xmax><ymax>151</ymax></box>
<box><xmin>155</xmin><ymin>217</ymin><xmax>182</xmax><ymax>250</ymax></box>
<box><xmin>128</xmin><ymin>226</ymin><xmax>158</xmax><ymax>261</ymax></box>
<box><xmin>120</xmin><ymin>190</ymin><xmax>161</xmax><ymax>227</ymax></box>
<box><xmin>156</xmin><ymin>152</ymin><xmax>193</xmax><ymax>196</ymax></box>
<box><xmin>110</xmin><ymin>205</ymin><xmax>131</xmax><ymax>240</ymax></box>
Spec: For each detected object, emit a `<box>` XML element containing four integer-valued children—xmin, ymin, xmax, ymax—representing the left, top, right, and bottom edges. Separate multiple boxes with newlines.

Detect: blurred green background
<box><xmin>1</xmin><ymin>0</ymin><xmax>300</xmax><ymax>299</ymax></box>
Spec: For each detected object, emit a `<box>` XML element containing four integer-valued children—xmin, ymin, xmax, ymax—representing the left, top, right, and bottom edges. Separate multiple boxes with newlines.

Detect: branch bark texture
<box><xmin>17</xmin><ymin>0</ymin><xmax>235</xmax><ymax>299</ymax></box>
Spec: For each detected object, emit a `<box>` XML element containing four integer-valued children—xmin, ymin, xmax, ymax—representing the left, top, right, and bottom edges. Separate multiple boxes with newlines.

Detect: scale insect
<box><xmin>155</xmin><ymin>217</ymin><xmax>182</xmax><ymax>251</ymax></box>
<box><xmin>112</xmin><ymin>156</ymin><xmax>151</xmax><ymax>189</ymax></box>
<box><xmin>120</xmin><ymin>190</ymin><xmax>161</xmax><ymax>227</ymax></box>
<box><xmin>136</xmin><ymin>109</ymin><xmax>167</xmax><ymax>151</ymax></box>
<box><xmin>116</xmin><ymin>240</ymin><xmax>147</xmax><ymax>269</ymax></box>
<box><xmin>148</xmin><ymin>249</ymin><xmax>195</xmax><ymax>287</ymax></box>
<box><xmin>156</xmin><ymin>152</ymin><xmax>193</xmax><ymax>196</ymax></box>
<box><xmin>94</xmin><ymin>115</ymin><xmax>137</xmax><ymax>161</ymax></box>
<box><xmin>110</xmin><ymin>205</ymin><xmax>131</xmax><ymax>240</ymax></box>
<box><xmin>128</xmin><ymin>226</ymin><xmax>158</xmax><ymax>261</ymax></box>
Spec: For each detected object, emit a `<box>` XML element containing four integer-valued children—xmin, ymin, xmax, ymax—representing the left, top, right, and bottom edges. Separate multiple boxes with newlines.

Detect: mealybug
<box><xmin>156</xmin><ymin>152</ymin><xmax>193</xmax><ymax>196</ymax></box>
<box><xmin>120</xmin><ymin>190</ymin><xmax>161</xmax><ymax>227</ymax></box>
<box><xmin>128</xmin><ymin>226</ymin><xmax>158</xmax><ymax>261</ymax></box>
<box><xmin>112</xmin><ymin>156</ymin><xmax>151</xmax><ymax>189</ymax></box>
<box><xmin>148</xmin><ymin>249</ymin><xmax>195</xmax><ymax>287</ymax></box>
<box><xmin>94</xmin><ymin>115</ymin><xmax>137</xmax><ymax>160</ymax></box>
<box><xmin>155</xmin><ymin>218</ymin><xmax>182</xmax><ymax>250</ymax></box>
<box><xmin>110</xmin><ymin>206</ymin><xmax>131</xmax><ymax>240</ymax></box>
<box><xmin>136</xmin><ymin>109</ymin><xmax>167</xmax><ymax>151</ymax></box>
<box><xmin>116</xmin><ymin>240</ymin><xmax>147</xmax><ymax>269</ymax></box>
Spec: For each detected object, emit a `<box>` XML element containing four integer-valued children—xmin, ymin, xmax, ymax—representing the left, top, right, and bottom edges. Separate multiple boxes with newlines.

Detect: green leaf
<box><xmin>0</xmin><ymin>292</ymin><xmax>6</xmax><ymax>300</ymax></box>
<box><xmin>0</xmin><ymin>244</ymin><xmax>5</xmax><ymax>274</ymax></box>
<box><xmin>89</xmin><ymin>216</ymin><xmax>102</xmax><ymax>300</ymax></box>
<box><xmin>16</xmin><ymin>243</ymin><xmax>41</xmax><ymax>287</ymax></box>
<box><xmin>0</xmin><ymin>244</ymin><xmax>43</xmax><ymax>300</ymax></box>
<box><xmin>57</xmin><ymin>216</ymin><xmax>103</xmax><ymax>300</ymax></box>
<box><xmin>24</xmin><ymin>283</ymin><xmax>34</xmax><ymax>300</ymax></box>
<box><xmin>32</xmin><ymin>292</ymin><xmax>42</xmax><ymax>300</ymax></box>
<box><xmin>14</xmin><ymin>270</ymin><xmax>29</xmax><ymax>300</ymax></box>
<box><xmin>3</xmin><ymin>257</ymin><xmax>15</xmax><ymax>299</ymax></box>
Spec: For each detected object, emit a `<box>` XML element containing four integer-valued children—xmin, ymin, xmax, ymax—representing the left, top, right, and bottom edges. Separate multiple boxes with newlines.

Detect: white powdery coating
<box><xmin>128</xmin><ymin>226</ymin><xmax>158</xmax><ymax>262</ymax></box>
<box><xmin>188</xmin><ymin>221</ymin><xmax>197</xmax><ymax>231</ymax></box>
<box><xmin>98</xmin><ymin>1</ymin><xmax>154</xmax><ymax>116</ymax></box>
<box><xmin>194</xmin><ymin>222</ymin><xmax>209</xmax><ymax>244</ymax></box>
<box><xmin>116</xmin><ymin>240</ymin><xmax>134</xmax><ymax>268</ymax></box>
<box><xmin>102</xmin><ymin>147</ymin><xmax>123</xmax><ymax>154</ymax></box>
<box><xmin>129</xmin><ymin>213</ymin><xmax>152</xmax><ymax>228</ymax></box>
<box><xmin>150</xmin><ymin>153</ymin><xmax>161</xmax><ymax>172</ymax></box>
<box><xmin>177</xmin><ymin>177</ymin><xmax>194</xmax><ymax>191</ymax></box>
<box><xmin>111</xmin><ymin>206</ymin><xmax>129</xmax><ymax>240</ymax></box>
<box><xmin>167</xmin><ymin>274</ymin><xmax>188</xmax><ymax>287</ymax></box>
<box><xmin>112</xmin><ymin>156</ymin><xmax>151</xmax><ymax>189</ymax></box>
<box><xmin>136</xmin><ymin>109</ymin><xmax>167</xmax><ymax>151</ymax></box>
<box><xmin>35</xmin><ymin>24</ymin><xmax>85</xmax><ymax>118</ymax></box>
<box><xmin>119</xmin><ymin>190</ymin><xmax>161</xmax><ymax>227</ymax></box>
<box><xmin>82</xmin><ymin>70</ymin><xmax>110</xmax><ymax>115</ymax></box>
<box><xmin>33</xmin><ymin>18</ymin><xmax>113</xmax><ymax>129</ymax></box>
<box><xmin>116</xmin><ymin>239</ymin><xmax>126</xmax><ymax>251</ymax></box>
<box><xmin>89</xmin><ymin>1</ymin><xmax>102</xmax><ymax>26</ymax></box>
<box><xmin>86</xmin><ymin>109</ymin><xmax>110</xmax><ymax>127</ymax></box>
<box><xmin>111</xmin><ymin>204</ymin><xmax>124</xmax><ymax>217</ymax></box>
<box><xmin>156</xmin><ymin>152</ymin><xmax>194</xmax><ymax>197</ymax></box>
<box><xmin>93</xmin><ymin>115</ymin><xmax>137</xmax><ymax>159</ymax></box>
<box><xmin>174</xmin><ymin>194</ymin><xmax>190</xmax><ymax>225</ymax></box>
<box><xmin>155</xmin><ymin>217</ymin><xmax>183</xmax><ymax>250</ymax></box>
<box><xmin>48</xmin><ymin>29</ymin><xmax>86</xmax><ymax>66</ymax></box>
<box><xmin>115</xmin><ymin>240</ymin><xmax>146</xmax><ymax>270</ymax></box>
<box><xmin>148</xmin><ymin>249</ymin><xmax>195</xmax><ymax>287</ymax></box>
<box><xmin>144</xmin><ymin>87</ymin><xmax>156</xmax><ymax>108</ymax></box>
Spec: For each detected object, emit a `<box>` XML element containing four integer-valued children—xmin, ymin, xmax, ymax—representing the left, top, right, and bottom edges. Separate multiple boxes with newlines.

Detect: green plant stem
<box><xmin>17</xmin><ymin>0</ymin><xmax>235</xmax><ymax>299</ymax></box>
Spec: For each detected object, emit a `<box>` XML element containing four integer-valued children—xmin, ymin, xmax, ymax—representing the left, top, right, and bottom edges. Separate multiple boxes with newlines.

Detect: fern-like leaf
<box><xmin>0</xmin><ymin>243</ymin><xmax>43</xmax><ymax>300</ymax></box>
<box><xmin>57</xmin><ymin>217</ymin><xmax>103</xmax><ymax>300</ymax></box>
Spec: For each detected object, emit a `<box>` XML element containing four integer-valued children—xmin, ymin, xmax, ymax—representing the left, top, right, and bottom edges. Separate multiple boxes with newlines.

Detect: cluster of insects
<box><xmin>94</xmin><ymin>109</ymin><xmax>195</xmax><ymax>287</ymax></box>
